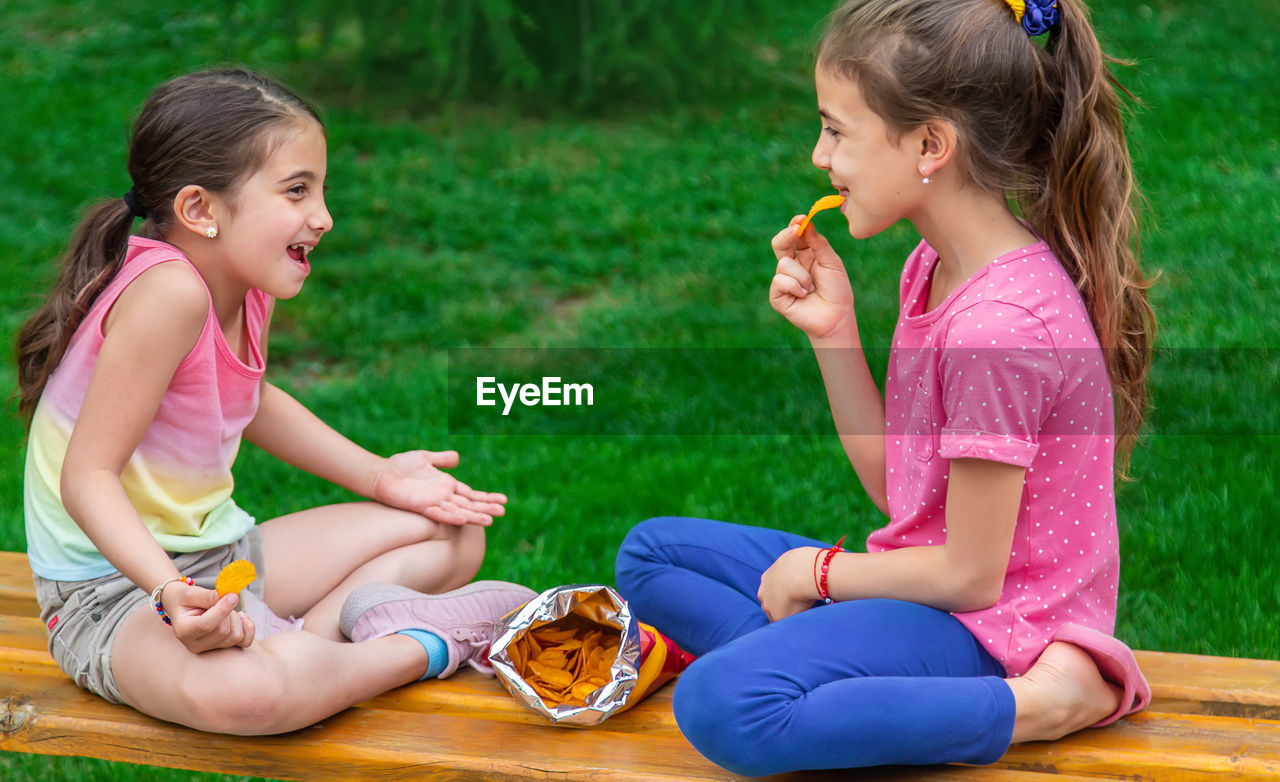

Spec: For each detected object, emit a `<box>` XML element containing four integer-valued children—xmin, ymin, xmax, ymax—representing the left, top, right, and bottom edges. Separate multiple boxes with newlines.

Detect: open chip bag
<box><xmin>489</xmin><ymin>583</ymin><xmax>695</xmax><ymax>726</ymax></box>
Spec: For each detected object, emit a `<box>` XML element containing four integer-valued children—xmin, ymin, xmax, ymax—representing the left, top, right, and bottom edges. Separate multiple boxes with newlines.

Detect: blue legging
<box><xmin>615</xmin><ymin>517</ymin><xmax>1016</xmax><ymax>777</ymax></box>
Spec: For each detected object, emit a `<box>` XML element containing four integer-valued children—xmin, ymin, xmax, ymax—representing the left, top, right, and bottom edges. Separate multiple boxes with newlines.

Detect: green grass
<box><xmin>1</xmin><ymin>0</ymin><xmax>1278</xmax><ymax>779</ymax></box>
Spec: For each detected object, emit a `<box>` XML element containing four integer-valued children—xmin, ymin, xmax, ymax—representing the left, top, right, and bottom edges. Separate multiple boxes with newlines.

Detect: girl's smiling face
<box><xmin>214</xmin><ymin>120</ymin><xmax>333</xmax><ymax>299</ymax></box>
<box><xmin>811</xmin><ymin>67</ymin><xmax>926</xmax><ymax>239</ymax></box>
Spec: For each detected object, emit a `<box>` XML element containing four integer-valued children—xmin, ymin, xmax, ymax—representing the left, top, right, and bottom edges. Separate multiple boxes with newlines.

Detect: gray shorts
<box><xmin>32</xmin><ymin>527</ymin><xmax>294</xmax><ymax>704</ymax></box>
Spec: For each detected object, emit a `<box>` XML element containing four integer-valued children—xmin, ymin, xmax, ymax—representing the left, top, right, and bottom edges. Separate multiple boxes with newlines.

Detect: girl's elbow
<box><xmin>59</xmin><ymin>460</ymin><xmax>117</xmax><ymax>510</ymax></box>
<box><xmin>950</xmin><ymin>571</ymin><xmax>1005</xmax><ymax>612</ymax></box>
<box><xmin>59</xmin><ymin>462</ymin><xmax>86</xmax><ymax>500</ymax></box>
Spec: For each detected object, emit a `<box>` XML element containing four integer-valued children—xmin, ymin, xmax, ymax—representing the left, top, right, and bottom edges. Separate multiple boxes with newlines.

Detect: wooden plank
<box><xmin>1137</xmin><ymin>649</ymin><xmax>1280</xmax><ymax>718</ymax></box>
<box><xmin>0</xmin><ymin>665</ymin><xmax>1150</xmax><ymax>782</ymax></box>
<box><xmin>7</xmin><ymin>607</ymin><xmax>1280</xmax><ymax>726</ymax></box>
<box><xmin>0</xmin><ymin>551</ymin><xmax>39</xmax><ymax>619</ymax></box>
<box><xmin>849</xmin><ymin>771</ymin><xmax>1099</xmax><ymax>781</ymax></box>
<box><xmin>995</xmin><ymin>711</ymin><xmax>1280</xmax><ymax>780</ymax></box>
<box><xmin>3</xmin><ymin>666</ymin><xmax>1045</xmax><ymax>782</ymax></box>
<box><xmin>4</xmin><ymin>647</ymin><xmax>1280</xmax><ymax>781</ymax></box>
<box><xmin>0</xmin><ymin>615</ymin><xmax>52</xmax><ymax>653</ymax></box>
<box><xmin>0</xmin><ymin>613</ymin><xmax>674</xmax><ymax>732</ymax></box>
<box><xmin>359</xmin><ymin>669</ymin><xmax>679</xmax><ymax>733</ymax></box>
<box><xmin>3</xmin><ymin>548</ymin><xmax>1280</xmax><ymax>780</ymax></box>
<box><xmin>0</xmin><ymin>665</ymin><xmax>714</xmax><ymax>782</ymax></box>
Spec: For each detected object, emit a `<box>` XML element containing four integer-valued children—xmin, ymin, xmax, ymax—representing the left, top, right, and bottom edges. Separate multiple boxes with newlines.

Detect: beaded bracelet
<box><xmin>816</xmin><ymin>536</ymin><xmax>847</xmax><ymax>604</ymax></box>
<box><xmin>150</xmin><ymin>576</ymin><xmax>193</xmax><ymax>625</ymax></box>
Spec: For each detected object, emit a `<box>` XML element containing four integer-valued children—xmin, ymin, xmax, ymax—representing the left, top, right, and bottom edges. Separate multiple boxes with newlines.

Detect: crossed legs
<box><xmin>616</xmin><ymin>516</ymin><xmax>1122</xmax><ymax>775</ymax></box>
<box><xmin>111</xmin><ymin>501</ymin><xmax>483</xmax><ymax>734</ymax></box>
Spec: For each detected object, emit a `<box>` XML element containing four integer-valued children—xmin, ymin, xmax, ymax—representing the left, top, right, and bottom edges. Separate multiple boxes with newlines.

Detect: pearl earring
<box><xmin>205</xmin><ymin>226</ymin><xmax>218</xmax><ymax>239</ymax></box>
<box><xmin>921</xmin><ymin>176</ymin><xmax>932</xmax><ymax>185</ymax></box>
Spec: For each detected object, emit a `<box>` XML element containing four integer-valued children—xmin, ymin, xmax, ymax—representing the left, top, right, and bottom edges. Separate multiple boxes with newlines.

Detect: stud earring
<box><xmin>205</xmin><ymin>226</ymin><xmax>218</xmax><ymax>239</ymax></box>
<box><xmin>921</xmin><ymin>176</ymin><xmax>932</xmax><ymax>185</ymax></box>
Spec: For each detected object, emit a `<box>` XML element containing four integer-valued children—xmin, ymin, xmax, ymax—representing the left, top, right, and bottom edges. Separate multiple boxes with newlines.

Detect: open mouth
<box><xmin>287</xmin><ymin>243</ymin><xmax>309</xmax><ymax>265</ymax></box>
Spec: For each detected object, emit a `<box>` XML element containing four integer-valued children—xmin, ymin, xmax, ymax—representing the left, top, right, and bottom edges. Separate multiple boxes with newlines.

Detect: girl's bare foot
<box><xmin>1006</xmin><ymin>641</ymin><xmax>1123</xmax><ymax>743</ymax></box>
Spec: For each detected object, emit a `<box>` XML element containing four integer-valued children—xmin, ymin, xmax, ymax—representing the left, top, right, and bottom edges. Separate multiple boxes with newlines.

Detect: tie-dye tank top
<box><xmin>24</xmin><ymin>236</ymin><xmax>265</xmax><ymax>580</ymax></box>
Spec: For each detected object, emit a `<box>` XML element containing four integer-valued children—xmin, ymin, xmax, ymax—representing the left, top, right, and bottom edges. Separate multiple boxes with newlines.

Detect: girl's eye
<box><xmin>822</xmin><ymin>126</ymin><xmax>840</xmax><ymax>138</ymax></box>
<box><xmin>288</xmin><ymin>184</ymin><xmax>308</xmax><ymax>197</ymax></box>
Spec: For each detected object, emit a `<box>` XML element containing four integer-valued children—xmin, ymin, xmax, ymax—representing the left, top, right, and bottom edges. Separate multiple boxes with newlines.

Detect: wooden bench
<box><xmin>1</xmin><ymin>550</ymin><xmax>1277</xmax><ymax>781</ymax></box>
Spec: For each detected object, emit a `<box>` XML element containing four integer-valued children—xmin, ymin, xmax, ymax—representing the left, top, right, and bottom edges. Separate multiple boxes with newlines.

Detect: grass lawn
<box><xmin>1</xmin><ymin>1</ymin><xmax>1277</xmax><ymax>779</ymax></box>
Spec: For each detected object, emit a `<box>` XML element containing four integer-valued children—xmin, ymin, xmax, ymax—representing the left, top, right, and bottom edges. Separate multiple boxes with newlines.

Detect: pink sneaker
<box><xmin>339</xmin><ymin>581</ymin><xmax>536</xmax><ymax>677</ymax></box>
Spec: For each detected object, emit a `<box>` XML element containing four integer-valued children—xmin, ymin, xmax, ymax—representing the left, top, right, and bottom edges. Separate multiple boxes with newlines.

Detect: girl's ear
<box><xmin>917</xmin><ymin>120</ymin><xmax>959</xmax><ymax>181</ymax></box>
<box><xmin>171</xmin><ymin>185</ymin><xmax>220</xmax><ymax>238</ymax></box>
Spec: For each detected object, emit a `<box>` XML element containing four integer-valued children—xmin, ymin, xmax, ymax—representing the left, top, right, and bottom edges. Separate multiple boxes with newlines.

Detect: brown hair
<box><xmin>818</xmin><ymin>0</ymin><xmax>1157</xmax><ymax>473</ymax></box>
<box><xmin>14</xmin><ymin>68</ymin><xmax>322</xmax><ymax>426</ymax></box>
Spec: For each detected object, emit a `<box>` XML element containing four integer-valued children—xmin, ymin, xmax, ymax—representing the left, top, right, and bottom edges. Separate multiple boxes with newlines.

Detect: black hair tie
<box><xmin>123</xmin><ymin>188</ymin><xmax>148</xmax><ymax>219</ymax></box>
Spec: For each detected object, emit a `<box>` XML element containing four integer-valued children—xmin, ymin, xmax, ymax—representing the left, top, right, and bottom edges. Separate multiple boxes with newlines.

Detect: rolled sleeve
<box><xmin>938</xmin><ymin>428</ymin><xmax>1040</xmax><ymax>466</ymax></box>
<box><xmin>936</xmin><ymin>301</ymin><xmax>1063</xmax><ymax>466</ymax></box>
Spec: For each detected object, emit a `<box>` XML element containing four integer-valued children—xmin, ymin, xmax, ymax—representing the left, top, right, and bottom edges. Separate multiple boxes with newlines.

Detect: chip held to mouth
<box><xmin>796</xmin><ymin>195</ymin><xmax>846</xmax><ymax>237</ymax></box>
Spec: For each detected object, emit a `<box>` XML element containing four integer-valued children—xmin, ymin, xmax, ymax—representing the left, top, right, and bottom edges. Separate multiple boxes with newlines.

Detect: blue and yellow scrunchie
<box><xmin>1004</xmin><ymin>0</ymin><xmax>1060</xmax><ymax>36</ymax></box>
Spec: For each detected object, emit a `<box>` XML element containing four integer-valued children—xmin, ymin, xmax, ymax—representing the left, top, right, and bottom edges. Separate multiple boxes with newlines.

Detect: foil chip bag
<box><xmin>489</xmin><ymin>583</ymin><xmax>694</xmax><ymax>726</ymax></box>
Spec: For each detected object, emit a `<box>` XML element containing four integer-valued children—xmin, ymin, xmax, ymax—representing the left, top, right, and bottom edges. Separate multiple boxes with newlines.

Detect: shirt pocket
<box><xmin>907</xmin><ymin>378</ymin><xmax>937</xmax><ymax>461</ymax></box>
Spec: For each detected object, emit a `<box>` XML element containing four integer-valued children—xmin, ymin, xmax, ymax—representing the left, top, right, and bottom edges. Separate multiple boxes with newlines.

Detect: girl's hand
<box><xmin>758</xmin><ymin>546</ymin><xmax>823</xmax><ymax>622</ymax></box>
<box><xmin>769</xmin><ymin>217</ymin><xmax>856</xmax><ymax>340</ymax></box>
<box><xmin>163</xmin><ymin>580</ymin><xmax>256</xmax><ymax>653</ymax></box>
<box><xmin>372</xmin><ymin>450</ymin><xmax>508</xmax><ymax>526</ymax></box>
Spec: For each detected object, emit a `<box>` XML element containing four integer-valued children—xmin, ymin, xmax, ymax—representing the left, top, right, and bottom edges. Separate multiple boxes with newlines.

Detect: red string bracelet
<box><xmin>812</xmin><ymin>548</ymin><xmax>825</xmax><ymax>599</ymax></box>
<box><xmin>817</xmin><ymin>536</ymin><xmax>847</xmax><ymax>604</ymax></box>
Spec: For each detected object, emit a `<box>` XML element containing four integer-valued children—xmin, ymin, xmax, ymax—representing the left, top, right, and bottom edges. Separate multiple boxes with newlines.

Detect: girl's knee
<box><xmin>615</xmin><ymin>516</ymin><xmax>682</xmax><ymax>583</ymax></box>
<box><xmin>673</xmin><ymin>658</ymin><xmax>782</xmax><ymax>777</ymax></box>
<box><xmin>176</xmin><ymin>660</ymin><xmax>290</xmax><ymax>735</ymax></box>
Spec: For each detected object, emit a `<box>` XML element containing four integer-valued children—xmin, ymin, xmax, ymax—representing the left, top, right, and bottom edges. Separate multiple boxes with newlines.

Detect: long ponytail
<box><xmin>1026</xmin><ymin>0</ymin><xmax>1157</xmax><ymax>475</ymax></box>
<box><xmin>15</xmin><ymin>199</ymin><xmax>137</xmax><ymax>425</ymax></box>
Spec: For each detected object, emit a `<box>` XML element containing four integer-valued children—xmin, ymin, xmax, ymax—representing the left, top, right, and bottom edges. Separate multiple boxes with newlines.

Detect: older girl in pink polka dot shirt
<box><xmin>616</xmin><ymin>0</ymin><xmax>1158</xmax><ymax>775</ymax></box>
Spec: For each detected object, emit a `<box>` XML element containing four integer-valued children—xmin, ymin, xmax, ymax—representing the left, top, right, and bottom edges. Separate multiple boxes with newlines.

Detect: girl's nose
<box><xmin>812</xmin><ymin>136</ymin><xmax>831</xmax><ymax>171</ymax></box>
<box><xmin>312</xmin><ymin>199</ymin><xmax>334</xmax><ymax>233</ymax></box>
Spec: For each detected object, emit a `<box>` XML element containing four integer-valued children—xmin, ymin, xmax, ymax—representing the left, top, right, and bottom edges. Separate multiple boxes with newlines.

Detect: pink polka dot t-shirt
<box><xmin>872</xmin><ymin>238</ymin><xmax>1119</xmax><ymax>676</ymax></box>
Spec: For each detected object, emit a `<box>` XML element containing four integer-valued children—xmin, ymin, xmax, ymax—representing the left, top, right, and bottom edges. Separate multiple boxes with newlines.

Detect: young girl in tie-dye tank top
<box><xmin>16</xmin><ymin>68</ymin><xmax>534</xmax><ymax>733</ymax></box>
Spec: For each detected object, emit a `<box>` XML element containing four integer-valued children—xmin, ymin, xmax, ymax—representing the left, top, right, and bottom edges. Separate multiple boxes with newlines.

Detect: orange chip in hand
<box><xmin>215</xmin><ymin>560</ymin><xmax>257</xmax><ymax>597</ymax></box>
<box><xmin>796</xmin><ymin>194</ymin><xmax>846</xmax><ymax>237</ymax></box>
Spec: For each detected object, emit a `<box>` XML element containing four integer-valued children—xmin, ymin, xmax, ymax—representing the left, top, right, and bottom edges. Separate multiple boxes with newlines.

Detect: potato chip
<box><xmin>536</xmin><ymin>648</ymin><xmax>569</xmax><ymax>668</ymax></box>
<box><xmin>214</xmin><ymin>559</ymin><xmax>257</xmax><ymax>597</ymax></box>
<box><xmin>532</xmin><ymin>627</ymin><xmax>578</xmax><ymax>643</ymax></box>
<box><xmin>509</xmin><ymin>638</ymin><xmax>529</xmax><ymax>674</ymax></box>
<box><xmin>529</xmin><ymin>661</ymin><xmax>574</xmax><ymax>688</ymax></box>
<box><xmin>570</xmin><ymin>681</ymin><xmax>598</xmax><ymax>701</ymax></box>
<box><xmin>530</xmin><ymin>680</ymin><xmax>564</xmax><ymax>701</ymax></box>
<box><xmin>796</xmin><ymin>194</ymin><xmax>846</xmax><ymax>237</ymax></box>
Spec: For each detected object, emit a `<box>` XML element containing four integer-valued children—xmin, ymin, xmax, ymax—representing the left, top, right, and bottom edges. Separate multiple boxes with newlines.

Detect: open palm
<box><xmin>372</xmin><ymin>450</ymin><xmax>507</xmax><ymax>526</ymax></box>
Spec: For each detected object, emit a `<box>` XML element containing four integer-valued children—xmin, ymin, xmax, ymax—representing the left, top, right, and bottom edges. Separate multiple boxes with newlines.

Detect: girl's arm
<box><xmin>60</xmin><ymin>263</ymin><xmax>254</xmax><ymax>651</ymax></box>
<box><xmin>770</xmin><ymin>220</ymin><xmax>888</xmax><ymax>512</ymax></box>
<box><xmin>244</xmin><ymin>308</ymin><xmax>506</xmax><ymax>525</ymax></box>
<box><xmin>809</xmin><ymin>327</ymin><xmax>888</xmax><ymax>514</ymax></box>
<box><xmin>243</xmin><ymin>379</ymin><xmax>385</xmax><ymax>497</ymax></box>
<box><xmin>759</xmin><ymin>457</ymin><xmax>1025</xmax><ymax>619</ymax></box>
